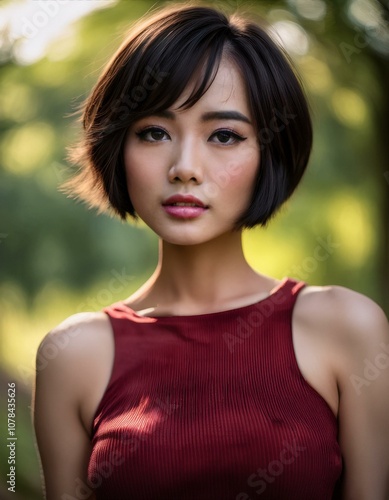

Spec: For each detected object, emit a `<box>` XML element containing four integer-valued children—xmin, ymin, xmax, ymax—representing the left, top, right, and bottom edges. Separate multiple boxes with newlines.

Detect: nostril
<box><xmin>171</xmin><ymin>176</ymin><xmax>199</xmax><ymax>183</ymax></box>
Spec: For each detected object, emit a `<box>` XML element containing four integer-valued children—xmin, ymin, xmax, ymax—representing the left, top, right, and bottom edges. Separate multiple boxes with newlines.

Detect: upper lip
<box><xmin>162</xmin><ymin>194</ymin><xmax>208</xmax><ymax>208</ymax></box>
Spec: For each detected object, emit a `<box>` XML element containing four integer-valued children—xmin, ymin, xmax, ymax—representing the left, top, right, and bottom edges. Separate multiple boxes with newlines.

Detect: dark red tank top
<box><xmin>88</xmin><ymin>278</ymin><xmax>342</xmax><ymax>499</ymax></box>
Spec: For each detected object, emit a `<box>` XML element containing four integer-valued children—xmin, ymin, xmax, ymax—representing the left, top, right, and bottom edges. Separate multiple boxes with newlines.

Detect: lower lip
<box><xmin>162</xmin><ymin>205</ymin><xmax>208</xmax><ymax>219</ymax></box>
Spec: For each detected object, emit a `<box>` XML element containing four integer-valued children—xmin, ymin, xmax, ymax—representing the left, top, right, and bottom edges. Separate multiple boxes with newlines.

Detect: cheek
<box><xmin>124</xmin><ymin>147</ymin><xmax>157</xmax><ymax>195</ymax></box>
<box><xmin>213</xmin><ymin>146</ymin><xmax>259</xmax><ymax>195</ymax></box>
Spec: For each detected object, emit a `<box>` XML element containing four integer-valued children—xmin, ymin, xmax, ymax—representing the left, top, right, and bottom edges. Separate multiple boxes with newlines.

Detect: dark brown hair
<box><xmin>65</xmin><ymin>3</ymin><xmax>312</xmax><ymax>228</ymax></box>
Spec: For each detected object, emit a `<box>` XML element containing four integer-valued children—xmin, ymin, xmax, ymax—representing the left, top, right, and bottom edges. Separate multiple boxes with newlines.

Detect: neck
<box><xmin>132</xmin><ymin>231</ymin><xmax>263</xmax><ymax>311</ymax></box>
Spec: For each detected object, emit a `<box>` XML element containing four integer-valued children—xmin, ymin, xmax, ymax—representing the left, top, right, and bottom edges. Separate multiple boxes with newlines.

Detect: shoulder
<box><xmin>295</xmin><ymin>283</ymin><xmax>388</xmax><ymax>337</ymax></box>
<box><xmin>295</xmin><ymin>283</ymin><xmax>389</xmax><ymax>376</ymax></box>
<box><xmin>36</xmin><ymin>311</ymin><xmax>114</xmax><ymax>391</ymax></box>
<box><xmin>38</xmin><ymin>311</ymin><xmax>112</xmax><ymax>357</ymax></box>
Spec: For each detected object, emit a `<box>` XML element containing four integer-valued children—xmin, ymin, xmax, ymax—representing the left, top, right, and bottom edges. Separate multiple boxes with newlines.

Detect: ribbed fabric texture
<box><xmin>88</xmin><ymin>278</ymin><xmax>342</xmax><ymax>499</ymax></box>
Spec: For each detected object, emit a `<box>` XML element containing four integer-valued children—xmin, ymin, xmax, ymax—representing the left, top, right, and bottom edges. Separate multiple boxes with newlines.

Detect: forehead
<box><xmin>172</xmin><ymin>56</ymin><xmax>251</xmax><ymax>116</ymax></box>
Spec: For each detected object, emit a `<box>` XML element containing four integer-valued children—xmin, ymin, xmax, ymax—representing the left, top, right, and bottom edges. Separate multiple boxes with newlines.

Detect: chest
<box><xmin>87</xmin><ymin>331</ymin><xmax>341</xmax><ymax>499</ymax></box>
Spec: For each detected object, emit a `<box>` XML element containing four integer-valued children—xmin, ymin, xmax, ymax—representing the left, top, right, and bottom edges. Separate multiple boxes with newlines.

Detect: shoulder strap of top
<box><xmin>272</xmin><ymin>277</ymin><xmax>306</xmax><ymax>313</ymax></box>
<box><xmin>286</xmin><ymin>277</ymin><xmax>307</xmax><ymax>297</ymax></box>
<box><xmin>103</xmin><ymin>302</ymin><xmax>156</xmax><ymax>323</ymax></box>
<box><xmin>260</xmin><ymin>278</ymin><xmax>306</xmax><ymax>311</ymax></box>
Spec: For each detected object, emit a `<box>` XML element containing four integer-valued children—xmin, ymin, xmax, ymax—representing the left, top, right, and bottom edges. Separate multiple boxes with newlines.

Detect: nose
<box><xmin>168</xmin><ymin>137</ymin><xmax>203</xmax><ymax>184</ymax></box>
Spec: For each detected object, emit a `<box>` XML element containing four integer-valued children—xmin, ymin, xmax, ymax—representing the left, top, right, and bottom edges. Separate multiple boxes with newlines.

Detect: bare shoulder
<box><xmin>35</xmin><ymin>311</ymin><xmax>115</xmax><ymax>435</ymax></box>
<box><xmin>38</xmin><ymin>312</ymin><xmax>110</xmax><ymax>359</ymax></box>
<box><xmin>295</xmin><ymin>283</ymin><xmax>389</xmax><ymax>387</ymax></box>
<box><xmin>295</xmin><ymin>283</ymin><xmax>388</xmax><ymax>340</ymax></box>
<box><xmin>36</xmin><ymin>311</ymin><xmax>114</xmax><ymax>397</ymax></box>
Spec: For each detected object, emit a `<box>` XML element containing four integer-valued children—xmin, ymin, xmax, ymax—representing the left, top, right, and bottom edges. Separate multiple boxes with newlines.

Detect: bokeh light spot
<box><xmin>326</xmin><ymin>193</ymin><xmax>374</xmax><ymax>266</ymax></box>
<box><xmin>271</xmin><ymin>20</ymin><xmax>309</xmax><ymax>56</ymax></box>
<box><xmin>331</xmin><ymin>88</ymin><xmax>368</xmax><ymax>128</ymax></box>
<box><xmin>299</xmin><ymin>55</ymin><xmax>333</xmax><ymax>94</ymax></box>
<box><xmin>2</xmin><ymin>121</ymin><xmax>56</xmax><ymax>174</ymax></box>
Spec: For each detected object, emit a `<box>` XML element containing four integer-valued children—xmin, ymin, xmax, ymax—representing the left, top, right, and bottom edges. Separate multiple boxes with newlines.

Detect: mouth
<box><xmin>162</xmin><ymin>195</ymin><xmax>209</xmax><ymax>219</ymax></box>
<box><xmin>162</xmin><ymin>194</ymin><xmax>209</xmax><ymax>209</ymax></box>
<box><xmin>167</xmin><ymin>202</ymin><xmax>203</xmax><ymax>207</ymax></box>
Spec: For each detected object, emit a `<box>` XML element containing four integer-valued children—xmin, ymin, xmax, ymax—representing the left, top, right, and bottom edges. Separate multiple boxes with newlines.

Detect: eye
<box><xmin>209</xmin><ymin>129</ymin><xmax>247</xmax><ymax>145</ymax></box>
<box><xmin>135</xmin><ymin>127</ymin><xmax>170</xmax><ymax>142</ymax></box>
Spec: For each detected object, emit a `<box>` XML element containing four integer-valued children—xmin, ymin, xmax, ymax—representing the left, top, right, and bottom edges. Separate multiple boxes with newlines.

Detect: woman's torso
<box><xmin>81</xmin><ymin>280</ymin><xmax>338</xmax><ymax>500</ymax></box>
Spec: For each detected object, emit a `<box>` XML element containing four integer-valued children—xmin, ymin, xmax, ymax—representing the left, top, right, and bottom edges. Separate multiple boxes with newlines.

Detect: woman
<box><xmin>33</xmin><ymin>4</ymin><xmax>389</xmax><ymax>499</ymax></box>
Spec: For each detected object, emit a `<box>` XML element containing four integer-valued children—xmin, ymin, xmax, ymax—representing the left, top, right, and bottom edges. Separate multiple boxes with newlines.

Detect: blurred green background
<box><xmin>0</xmin><ymin>0</ymin><xmax>388</xmax><ymax>498</ymax></box>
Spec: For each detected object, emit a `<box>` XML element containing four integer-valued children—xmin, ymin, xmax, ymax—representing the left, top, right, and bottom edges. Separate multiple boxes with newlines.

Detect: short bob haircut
<box><xmin>65</xmin><ymin>3</ymin><xmax>312</xmax><ymax>229</ymax></box>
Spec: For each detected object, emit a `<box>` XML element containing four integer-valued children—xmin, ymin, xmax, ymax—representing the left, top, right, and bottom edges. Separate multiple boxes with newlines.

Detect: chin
<box><xmin>157</xmin><ymin>227</ymin><xmax>236</xmax><ymax>247</ymax></box>
<box><xmin>160</xmin><ymin>233</ymin><xmax>211</xmax><ymax>246</ymax></box>
<box><xmin>139</xmin><ymin>214</ymin><xmax>236</xmax><ymax>246</ymax></box>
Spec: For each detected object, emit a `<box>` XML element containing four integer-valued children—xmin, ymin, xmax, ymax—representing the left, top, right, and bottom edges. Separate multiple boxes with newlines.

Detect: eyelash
<box><xmin>135</xmin><ymin>126</ymin><xmax>247</xmax><ymax>145</ymax></box>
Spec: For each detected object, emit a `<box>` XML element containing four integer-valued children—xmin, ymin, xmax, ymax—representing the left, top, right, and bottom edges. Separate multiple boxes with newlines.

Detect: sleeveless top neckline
<box><xmin>119</xmin><ymin>276</ymin><xmax>291</xmax><ymax>320</ymax></box>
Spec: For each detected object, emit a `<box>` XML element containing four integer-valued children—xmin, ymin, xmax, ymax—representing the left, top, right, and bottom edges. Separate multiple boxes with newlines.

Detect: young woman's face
<box><xmin>124</xmin><ymin>56</ymin><xmax>260</xmax><ymax>245</ymax></box>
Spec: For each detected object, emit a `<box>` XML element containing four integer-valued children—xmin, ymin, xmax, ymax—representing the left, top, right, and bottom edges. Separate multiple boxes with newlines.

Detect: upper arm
<box><xmin>329</xmin><ymin>288</ymin><xmax>389</xmax><ymax>499</ymax></box>
<box><xmin>32</xmin><ymin>312</ymin><xmax>105</xmax><ymax>500</ymax></box>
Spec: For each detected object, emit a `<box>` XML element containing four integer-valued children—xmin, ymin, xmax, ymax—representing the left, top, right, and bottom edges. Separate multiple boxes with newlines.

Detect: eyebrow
<box><xmin>151</xmin><ymin>109</ymin><xmax>252</xmax><ymax>125</ymax></box>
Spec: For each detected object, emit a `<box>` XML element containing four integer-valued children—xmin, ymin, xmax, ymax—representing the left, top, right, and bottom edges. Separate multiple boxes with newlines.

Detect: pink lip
<box><xmin>162</xmin><ymin>194</ymin><xmax>209</xmax><ymax>219</ymax></box>
<box><xmin>162</xmin><ymin>194</ymin><xmax>208</xmax><ymax>208</ymax></box>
